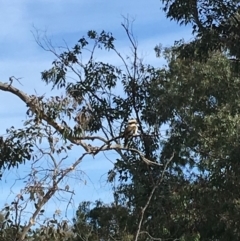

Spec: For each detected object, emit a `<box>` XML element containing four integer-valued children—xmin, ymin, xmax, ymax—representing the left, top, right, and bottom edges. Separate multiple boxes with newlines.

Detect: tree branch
<box><xmin>134</xmin><ymin>152</ymin><xmax>175</xmax><ymax>241</ymax></box>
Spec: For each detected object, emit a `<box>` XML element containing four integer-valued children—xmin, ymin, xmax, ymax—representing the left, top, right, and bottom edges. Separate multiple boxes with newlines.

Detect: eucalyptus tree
<box><xmin>0</xmin><ymin>21</ymin><xmax>172</xmax><ymax>241</ymax></box>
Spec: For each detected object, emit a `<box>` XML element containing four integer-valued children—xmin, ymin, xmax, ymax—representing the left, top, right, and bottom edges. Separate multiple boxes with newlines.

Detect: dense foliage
<box><xmin>161</xmin><ymin>0</ymin><xmax>240</xmax><ymax>61</ymax></box>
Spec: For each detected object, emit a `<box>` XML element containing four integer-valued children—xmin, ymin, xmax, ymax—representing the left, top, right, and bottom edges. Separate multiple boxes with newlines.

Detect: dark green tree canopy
<box><xmin>161</xmin><ymin>0</ymin><xmax>240</xmax><ymax>60</ymax></box>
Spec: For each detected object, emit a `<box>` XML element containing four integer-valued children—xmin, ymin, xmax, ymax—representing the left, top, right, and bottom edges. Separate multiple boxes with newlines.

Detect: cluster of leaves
<box><xmin>72</xmin><ymin>201</ymin><xmax>134</xmax><ymax>241</ymax></box>
<box><xmin>161</xmin><ymin>0</ymin><xmax>240</xmax><ymax>60</ymax></box>
<box><xmin>0</xmin><ymin>127</ymin><xmax>34</xmax><ymax>171</ymax></box>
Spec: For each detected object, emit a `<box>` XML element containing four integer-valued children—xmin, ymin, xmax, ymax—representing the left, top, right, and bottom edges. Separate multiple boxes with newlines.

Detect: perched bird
<box><xmin>122</xmin><ymin>119</ymin><xmax>138</xmax><ymax>146</ymax></box>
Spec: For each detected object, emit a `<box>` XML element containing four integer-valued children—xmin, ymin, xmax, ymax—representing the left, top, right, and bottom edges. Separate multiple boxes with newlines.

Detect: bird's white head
<box><xmin>128</xmin><ymin>119</ymin><xmax>137</xmax><ymax>125</ymax></box>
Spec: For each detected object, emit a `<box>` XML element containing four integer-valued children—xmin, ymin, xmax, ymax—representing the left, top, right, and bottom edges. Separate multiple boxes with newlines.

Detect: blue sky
<box><xmin>0</xmin><ymin>0</ymin><xmax>192</xmax><ymax>221</ymax></box>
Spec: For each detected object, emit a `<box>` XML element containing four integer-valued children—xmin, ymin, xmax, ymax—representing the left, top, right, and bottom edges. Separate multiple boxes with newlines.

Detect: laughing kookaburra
<box><xmin>123</xmin><ymin>119</ymin><xmax>138</xmax><ymax>146</ymax></box>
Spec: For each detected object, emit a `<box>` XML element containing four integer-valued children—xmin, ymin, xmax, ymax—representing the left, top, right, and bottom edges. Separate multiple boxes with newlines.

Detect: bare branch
<box><xmin>18</xmin><ymin>149</ymin><xmax>89</xmax><ymax>240</ymax></box>
<box><xmin>134</xmin><ymin>152</ymin><xmax>175</xmax><ymax>241</ymax></box>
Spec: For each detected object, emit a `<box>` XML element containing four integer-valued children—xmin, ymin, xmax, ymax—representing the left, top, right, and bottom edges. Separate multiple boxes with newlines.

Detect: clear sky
<box><xmin>0</xmin><ymin>0</ymin><xmax>192</xmax><ymax>221</ymax></box>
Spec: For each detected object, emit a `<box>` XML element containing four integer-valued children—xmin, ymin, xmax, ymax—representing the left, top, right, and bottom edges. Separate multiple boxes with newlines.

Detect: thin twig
<box><xmin>134</xmin><ymin>152</ymin><xmax>175</xmax><ymax>241</ymax></box>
